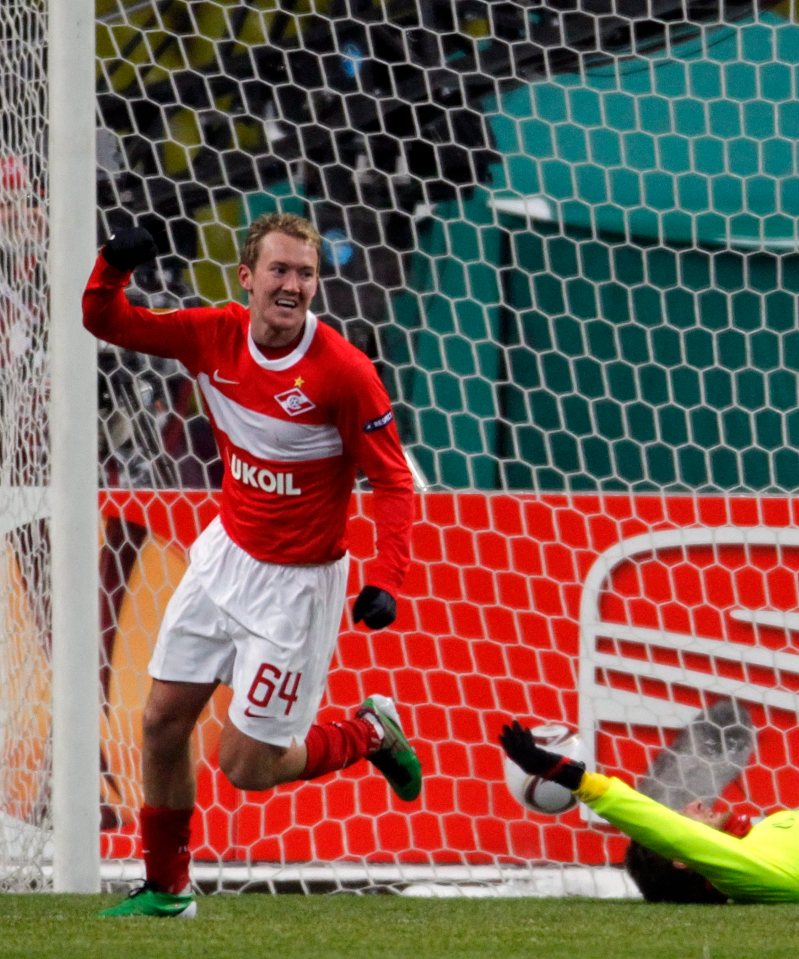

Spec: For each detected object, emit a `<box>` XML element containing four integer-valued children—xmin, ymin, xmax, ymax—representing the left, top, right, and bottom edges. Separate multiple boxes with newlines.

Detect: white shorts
<box><xmin>149</xmin><ymin>518</ymin><xmax>349</xmax><ymax>747</ymax></box>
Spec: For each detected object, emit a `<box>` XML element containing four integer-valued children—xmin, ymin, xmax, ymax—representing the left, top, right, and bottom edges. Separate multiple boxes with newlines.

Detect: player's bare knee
<box><xmin>218</xmin><ymin>739</ymin><xmax>288</xmax><ymax>791</ymax></box>
<box><xmin>141</xmin><ymin>700</ymin><xmax>194</xmax><ymax>753</ymax></box>
<box><xmin>221</xmin><ymin>764</ymin><xmax>274</xmax><ymax>792</ymax></box>
<box><xmin>219</xmin><ymin>752</ymin><xmax>279</xmax><ymax>792</ymax></box>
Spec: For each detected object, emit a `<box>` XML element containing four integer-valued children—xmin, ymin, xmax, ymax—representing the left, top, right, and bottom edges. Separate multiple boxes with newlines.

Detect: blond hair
<box><xmin>239</xmin><ymin>212</ymin><xmax>322</xmax><ymax>271</ymax></box>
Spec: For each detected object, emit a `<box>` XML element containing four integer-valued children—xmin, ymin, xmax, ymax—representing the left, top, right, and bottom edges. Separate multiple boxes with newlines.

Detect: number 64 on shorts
<box><xmin>243</xmin><ymin>662</ymin><xmax>303</xmax><ymax>718</ymax></box>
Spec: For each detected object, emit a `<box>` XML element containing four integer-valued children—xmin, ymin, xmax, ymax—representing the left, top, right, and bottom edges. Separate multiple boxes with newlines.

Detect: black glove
<box><xmin>102</xmin><ymin>227</ymin><xmax>158</xmax><ymax>271</ymax></box>
<box><xmin>352</xmin><ymin>586</ymin><xmax>397</xmax><ymax>630</ymax></box>
<box><xmin>499</xmin><ymin>720</ymin><xmax>586</xmax><ymax>790</ymax></box>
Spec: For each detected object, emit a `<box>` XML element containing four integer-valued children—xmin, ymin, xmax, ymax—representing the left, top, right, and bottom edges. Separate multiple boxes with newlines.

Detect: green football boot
<box><xmin>99</xmin><ymin>882</ymin><xmax>197</xmax><ymax>918</ymax></box>
<box><xmin>358</xmin><ymin>694</ymin><xmax>422</xmax><ymax>802</ymax></box>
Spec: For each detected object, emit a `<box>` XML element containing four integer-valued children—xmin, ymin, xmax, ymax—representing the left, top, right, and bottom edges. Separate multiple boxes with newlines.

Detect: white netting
<box><xmin>0</xmin><ymin>0</ymin><xmax>50</xmax><ymax>890</ymax></box>
<box><xmin>7</xmin><ymin>0</ymin><xmax>799</xmax><ymax>894</ymax></box>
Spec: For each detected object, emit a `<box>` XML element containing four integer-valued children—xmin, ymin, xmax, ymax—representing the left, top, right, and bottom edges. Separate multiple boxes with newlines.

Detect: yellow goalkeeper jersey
<box><xmin>577</xmin><ymin>773</ymin><xmax>799</xmax><ymax>902</ymax></box>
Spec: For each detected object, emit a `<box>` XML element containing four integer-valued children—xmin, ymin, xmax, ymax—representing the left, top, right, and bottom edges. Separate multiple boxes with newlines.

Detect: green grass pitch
<box><xmin>0</xmin><ymin>895</ymin><xmax>797</xmax><ymax>959</ymax></box>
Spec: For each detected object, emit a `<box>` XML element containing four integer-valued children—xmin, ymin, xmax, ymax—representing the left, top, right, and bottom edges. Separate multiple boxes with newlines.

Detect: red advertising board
<box><xmin>98</xmin><ymin>491</ymin><xmax>799</xmax><ymax>867</ymax></box>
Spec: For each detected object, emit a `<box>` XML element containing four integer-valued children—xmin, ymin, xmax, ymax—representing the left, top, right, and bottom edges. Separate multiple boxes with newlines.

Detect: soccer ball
<box><xmin>502</xmin><ymin>723</ymin><xmax>584</xmax><ymax>815</ymax></box>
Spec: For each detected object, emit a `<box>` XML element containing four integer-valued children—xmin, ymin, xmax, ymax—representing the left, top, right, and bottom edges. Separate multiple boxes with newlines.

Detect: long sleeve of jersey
<box><xmin>329</xmin><ymin>365</ymin><xmax>414</xmax><ymax>594</ymax></box>
<box><xmin>577</xmin><ymin>773</ymin><xmax>799</xmax><ymax>902</ymax></box>
<box><xmin>83</xmin><ymin>254</ymin><xmax>414</xmax><ymax>587</ymax></box>
<box><xmin>82</xmin><ymin>256</ymin><xmax>207</xmax><ymax>361</ymax></box>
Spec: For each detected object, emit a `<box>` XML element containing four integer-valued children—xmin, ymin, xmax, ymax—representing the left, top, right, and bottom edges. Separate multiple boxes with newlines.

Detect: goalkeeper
<box><xmin>83</xmin><ymin>216</ymin><xmax>421</xmax><ymax>918</ymax></box>
<box><xmin>500</xmin><ymin>720</ymin><xmax>799</xmax><ymax>903</ymax></box>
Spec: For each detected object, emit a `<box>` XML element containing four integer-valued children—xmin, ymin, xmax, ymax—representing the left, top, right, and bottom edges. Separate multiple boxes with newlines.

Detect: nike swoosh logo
<box><xmin>243</xmin><ymin>706</ymin><xmax>269</xmax><ymax>719</ymax></box>
<box><xmin>213</xmin><ymin>369</ymin><xmax>239</xmax><ymax>385</ymax></box>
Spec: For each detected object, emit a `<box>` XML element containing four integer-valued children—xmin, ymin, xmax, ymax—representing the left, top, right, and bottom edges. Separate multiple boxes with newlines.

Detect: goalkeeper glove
<box><xmin>499</xmin><ymin>720</ymin><xmax>586</xmax><ymax>790</ymax></box>
<box><xmin>102</xmin><ymin>227</ymin><xmax>158</xmax><ymax>271</ymax></box>
<box><xmin>353</xmin><ymin>586</ymin><xmax>397</xmax><ymax>630</ymax></box>
<box><xmin>722</xmin><ymin>811</ymin><xmax>752</xmax><ymax>838</ymax></box>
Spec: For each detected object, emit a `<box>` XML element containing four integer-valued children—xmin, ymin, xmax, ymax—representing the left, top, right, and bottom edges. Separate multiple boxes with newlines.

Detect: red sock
<box><xmin>140</xmin><ymin>804</ymin><xmax>193</xmax><ymax>894</ymax></box>
<box><xmin>300</xmin><ymin>717</ymin><xmax>379</xmax><ymax>780</ymax></box>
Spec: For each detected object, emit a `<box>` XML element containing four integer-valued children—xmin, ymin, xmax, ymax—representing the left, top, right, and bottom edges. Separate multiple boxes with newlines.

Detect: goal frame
<box><xmin>48</xmin><ymin>0</ymin><xmax>100</xmax><ymax>892</ymax></box>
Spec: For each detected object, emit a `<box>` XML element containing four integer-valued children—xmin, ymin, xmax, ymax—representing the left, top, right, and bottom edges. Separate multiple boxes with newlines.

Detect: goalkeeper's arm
<box><xmin>498</xmin><ymin>719</ymin><xmax>769</xmax><ymax>897</ymax></box>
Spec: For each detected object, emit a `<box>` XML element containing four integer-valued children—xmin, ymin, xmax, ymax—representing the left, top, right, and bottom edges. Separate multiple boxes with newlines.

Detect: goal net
<box><xmin>6</xmin><ymin>0</ymin><xmax>799</xmax><ymax>895</ymax></box>
<box><xmin>0</xmin><ymin>0</ymin><xmax>52</xmax><ymax>890</ymax></box>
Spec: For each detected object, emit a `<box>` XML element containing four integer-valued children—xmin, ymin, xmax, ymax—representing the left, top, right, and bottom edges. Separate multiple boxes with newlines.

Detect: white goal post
<box><xmin>48</xmin><ymin>0</ymin><xmax>99</xmax><ymax>892</ymax></box>
<box><xmin>0</xmin><ymin>0</ymin><xmax>98</xmax><ymax>892</ymax></box>
<box><xmin>4</xmin><ymin>0</ymin><xmax>799</xmax><ymax>897</ymax></box>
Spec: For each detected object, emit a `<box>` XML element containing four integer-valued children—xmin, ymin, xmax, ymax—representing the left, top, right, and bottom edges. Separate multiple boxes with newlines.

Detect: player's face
<box><xmin>681</xmin><ymin>800</ymin><xmax>728</xmax><ymax>830</ymax></box>
<box><xmin>238</xmin><ymin>231</ymin><xmax>319</xmax><ymax>348</ymax></box>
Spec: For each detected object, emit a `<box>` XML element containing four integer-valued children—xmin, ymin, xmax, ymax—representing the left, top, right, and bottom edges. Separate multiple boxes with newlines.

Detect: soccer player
<box><xmin>83</xmin><ymin>213</ymin><xmax>421</xmax><ymax>918</ymax></box>
<box><xmin>499</xmin><ymin>720</ymin><xmax>799</xmax><ymax>903</ymax></box>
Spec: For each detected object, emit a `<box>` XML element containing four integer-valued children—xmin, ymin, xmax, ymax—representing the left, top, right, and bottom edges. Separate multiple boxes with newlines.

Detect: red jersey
<box><xmin>83</xmin><ymin>256</ymin><xmax>414</xmax><ymax>592</ymax></box>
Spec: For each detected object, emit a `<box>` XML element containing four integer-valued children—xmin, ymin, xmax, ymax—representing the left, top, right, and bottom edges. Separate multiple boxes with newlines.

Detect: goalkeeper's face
<box><xmin>239</xmin><ymin>231</ymin><xmax>320</xmax><ymax>348</ymax></box>
<box><xmin>681</xmin><ymin>799</ymin><xmax>729</xmax><ymax>830</ymax></box>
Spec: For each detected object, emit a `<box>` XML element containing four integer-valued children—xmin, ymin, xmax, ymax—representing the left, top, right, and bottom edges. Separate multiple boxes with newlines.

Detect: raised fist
<box><xmin>102</xmin><ymin>227</ymin><xmax>158</xmax><ymax>271</ymax></box>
